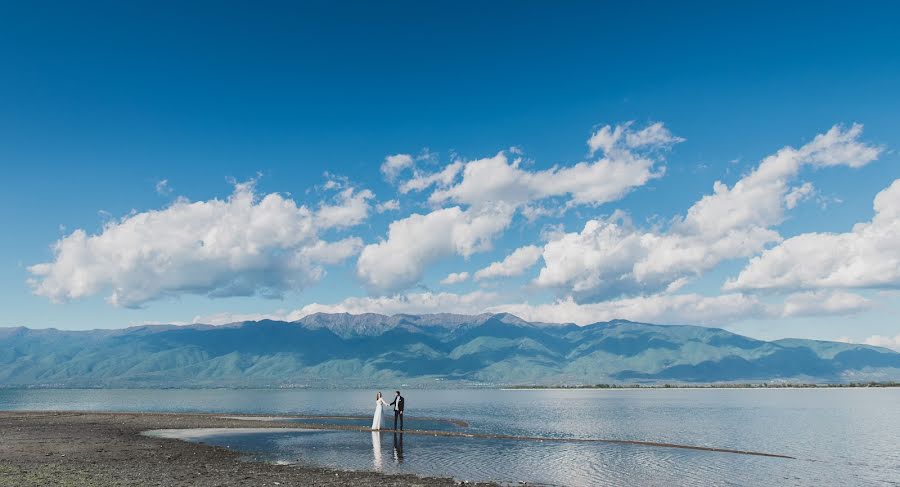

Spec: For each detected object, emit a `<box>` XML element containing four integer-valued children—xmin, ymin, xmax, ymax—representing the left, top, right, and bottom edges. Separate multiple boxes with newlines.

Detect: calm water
<box><xmin>1</xmin><ymin>388</ymin><xmax>898</xmax><ymax>486</ymax></box>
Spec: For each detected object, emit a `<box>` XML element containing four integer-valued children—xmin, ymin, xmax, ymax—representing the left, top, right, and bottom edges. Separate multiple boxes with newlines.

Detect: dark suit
<box><xmin>389</xmin><ymin>395</ymin><xmax>404</xmax><ymax>430</ymax></box>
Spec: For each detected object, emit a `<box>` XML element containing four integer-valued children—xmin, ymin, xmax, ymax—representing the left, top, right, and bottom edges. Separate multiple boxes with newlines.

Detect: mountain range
<box><xmin>1</xmin><ymin>312</ymin><xmax>898</xmax><ymax>387</ymax></box>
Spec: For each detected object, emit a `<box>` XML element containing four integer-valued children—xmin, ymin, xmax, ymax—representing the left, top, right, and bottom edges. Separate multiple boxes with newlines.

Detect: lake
<box><xmin>1</xmin><ymin>388</ymin><xmax>898</xmax><ymax>486</ymax></box>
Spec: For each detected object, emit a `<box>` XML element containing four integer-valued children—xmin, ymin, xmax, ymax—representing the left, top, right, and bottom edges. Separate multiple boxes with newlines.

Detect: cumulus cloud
<box><xmin>492</xmin><ymin>293</ymin><xmax>770</xmax><ymax>326</ymax></box>
<box><xmin>535</xmin><ymin>124</ymin><xmax>882</xmax><ymax>302</ymax></box>
<box><xmin>836</xmin><ymin>334</ymin><xmax>900</xmax><ymax>352</ymax></box>
<box><xmin>860</xmin><ymin>334</ymin><xmax>900</xmax><ymax>352</ymax></box>
<box><xmin>206</xmin><ymin>290</ymin><xmax>769</xmax><ymax>327</ymax></box>
<box><xmin>780</xmin><ymin>290</ymin><xmax>873</xmax><ymax>317</ymax></box>
<box><xmin>587</xmin><ymin>121</ymin><xmax>684</xmax><ymax>156</ymax></box>
<box><xmin>785</xmin><ymin>182</ymin><xmax>815</xmax><ymax>209</ymax></box>
<box><xmin>155</xmin><ymin>179</ymin><xmax>172</xmax><ymax>195</ymax></box>
<box><xmin>28</xmin><ymin>181</ymin><xmax>369</xmax><ymax>308</ymax></box>
<box><xmin>430</xmin><ymin>122</ymin><xmax>678</xmax><ymax>209</ymax></box>
<box><xmin>726</xmin><ymin>178</ymin><xmax>900</xmax><ymax>292</ymax></box>
<box><xmin>440</xmin><ymin>271</ymin><xmax>470</xmax><ymax>285</ymax></box>
<box><xmin>359</xmin><ymin>122</ymin><xmax>679</xmax><ymax>295</ymax></box>
<box><xmin>380</xmin><ymin>154</ymin><xmax>414</xmax><ymax>182</ymax></box>
<box><xmin>33</xmin><ymin>120</ymin><xmax>889</xmax><ymax>334</ymax></box>
<box><xmin>299</xmin><ymin>237</ymin><xmax>364</xmax><ymax>265</ymax></box>
<box><xmin>398</xmin><ymin>161</ymin><xmax>463</xmax><ymax>194</ymax></box>
<box><xmin>375</xmin><ymin>199</ymin><xmax>400</xmax><ymax>213</ymax></box>
<box><xmin>428</xmin><ymin>151</ymin><xmax>664</xmax><ymax>208</ymax></box>
<box><xmin>381</xmin><ymin>150</ymin><xmax>463</xmax><ymax>193</ymax></box>
<box><xmin>188</xmin><ymin>286</ymin><xmax>875</xmax><ymax>328</ymax></box>
<box><xmin>189</xmin><ymin>309</ymin><xmax>303</xmax><ymax>325</ymax></box>
<box><xmin>474</xmin><ymin>245</ymin><xmax>542</xmax><ymax>281</ymax></box>
<box><xmin>356</xmin><ymin>204</ymin><xmax>515</xmax><ymax>293</ymax></box>
<box><xmin>315</xmin><ymin>187</ymin><xmax>374</xmax><ymax>228</ymax></box>
<box><xmin>295</xmin><ymin>290</ymin><xmax>501</xmax><ymax>318</ymax></box>
<box><xmin>499</xmin><ymin>290</ymin><xmax>869</xmax><ymax>325</ymax></box>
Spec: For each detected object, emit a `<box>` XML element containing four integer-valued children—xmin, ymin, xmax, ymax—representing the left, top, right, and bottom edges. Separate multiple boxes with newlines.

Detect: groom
<box><xmin>389</xmin><ymin>390</ymin><xmax>404</xmax><ymax>430</ymax></box>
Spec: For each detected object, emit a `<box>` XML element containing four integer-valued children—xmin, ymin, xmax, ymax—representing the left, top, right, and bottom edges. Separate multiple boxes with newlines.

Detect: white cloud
<box><xmin>28</xmin><ymin>181</ymin><xmax>367</xmax><ymax>308</ymax></box>
<box><xmin>398</xmin><ymin>161</ymin><xmax>463</xmax><ymax>194</ymax></box>
<box><xmin>440</xmin><ymin>272</ymin><xmax>470</xmax><ymax>285</ymax></box>
<box><xmin>189</xmin><ymin>309</ymin><xmax>302</xmax><ymax>325</ymax></box>
<box><xmin>33</xmin><ymin>119</ymin><xmax>890</xmax><ymax>336</ymax></box>
<box><xmin>380</xmin><ymin>154</ymin><xmax>414</xmax><ymax>182</ymax></box>
<box><xmin>837</xmin><ymin>334</ymin><xmax>900</xmax><ymax>352</ymax></box>
<box><xmin>299</xmin><ymin>237</ymin><xmax>364</xmax><ymax>265</ymax></box>
<box><xmin>304</xmin><ymin>291</ymin><xmax>778</xmax><ymax>326</ymax></box>
<box><xmin>375</xmin><ymin>199</ymin><xmax>400</xmax><ymax>213</ymax></box>
<box><xmin>780</xmin><ymin>290</ymin><xmax>872</xmax><ymax>317</ymax></box>
<box><xmin>294</xmin><ymin>290</ymin><xmax>500</xmax><ymax>318</ymax></box>
<box><xmin>587</xmin><ymin>121</ymin><xmax>684</xmax><ymax>156</ymax></box>
<box><xmin>726</xmin><ymin>178</ymin><xmax>900</xmax><ymax>292</ymax></box>
<box><xmin>315</xmin><ymin>187</ymin><xmax>374</xmax><ymax>229</ymax></box>
<box><xmin>535</xmin><ymin>124</ymin><xmax>882</xmax><ymax>301</ymax></box>
<box><xmin>534</xmin><ymin>213</ymin><xmax>782</xmax><ymax>301</ymax></box>
<box><xmin>155</xmin><ymin>179</ymin><xmax>172</xmax><ymax>195</ymax></box>
<box><xmin>192</xmin><ymin>290</ymin><xmax>764</xmax><ymax>327</ymax></box>
<box><xmin>360</xmin><ymin>122</ymin><xmax>682</xmax><ymax>296</ymax></box>
<box><xmin>356</xmin><ymin>204</ymin><xmax>515</xmax><ymax>293</ymax></box>
<box><xmin>492</xmin><ymin>293</ymin><xmax>770</xmax><ymax>326</ymax></box>
<box><xmin>192</xmin><ymin>290</ymin><xmax>519</xmax><ymax>327</ymax></box>
<box><xmin>784</xmin><ymin>182</ymin><xmax>815</xmax><ymax>209</ymax></box>
<box><xmin>382</xmin><ymin>150</ymin><xmax>462</xmax><ymax>193</ymax></box>
<box><xmin>188</xmin><ymin>286</ymin><xmax>877</xmax><ymax>329</ymax></box>
<box><xmin>535</xmin><ymin>214</ymin><xmax>650</xmax><ymax>299</ymax></box>
<box><xmin>474</xmin><ymin>245</ymin><xmax>542</xmax><ymax>281</ymax></box>
<box><xmin>430</xmin><ymin>122</ymin><xmax>678</xmax><ymax>209</ymax></box>
<box><xmin>861</xmin><ymin>334</ymin><xmax>900</xmax><ymax>352</ymax></box>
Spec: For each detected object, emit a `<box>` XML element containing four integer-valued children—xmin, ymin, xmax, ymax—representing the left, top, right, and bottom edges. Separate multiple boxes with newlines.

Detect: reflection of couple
<box><xmin>371</xmin><ymin>390</ymin><xmax>405</xmax><ymax>430</ymax></box>
<box><xmin>371</xmin><ymin>430</ymin><xmax>403</xmax><ymax>469</ymax></box>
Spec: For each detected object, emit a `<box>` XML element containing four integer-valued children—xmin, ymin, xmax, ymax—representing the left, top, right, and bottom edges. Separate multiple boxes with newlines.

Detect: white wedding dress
<box><xmin>371</xmin><ymin>397</ymin><xmax>389</xmax><ymax>430</ymax></box>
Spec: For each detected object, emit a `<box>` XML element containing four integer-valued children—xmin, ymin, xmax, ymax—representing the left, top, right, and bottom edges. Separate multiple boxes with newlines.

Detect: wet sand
<box><xmin>0</xmin><ymin>411</ymin><xmax>496</xmax><ymax>486</ymax></box>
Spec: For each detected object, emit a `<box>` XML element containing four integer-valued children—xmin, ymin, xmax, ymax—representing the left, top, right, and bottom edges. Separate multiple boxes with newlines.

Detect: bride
<box><xmin>371</xmin><ymin>391</ymin><xmax>389</xmax><ymax>430</ymax></box>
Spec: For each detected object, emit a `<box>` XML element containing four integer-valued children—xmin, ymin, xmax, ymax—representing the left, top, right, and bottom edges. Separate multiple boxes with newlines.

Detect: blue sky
<box><xmin>2</xmin><ymin>1</ymin><xmax>899</xmax><ymax>348</ymax></box>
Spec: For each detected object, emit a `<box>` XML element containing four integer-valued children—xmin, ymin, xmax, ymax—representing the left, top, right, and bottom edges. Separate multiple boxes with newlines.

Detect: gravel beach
<box><xmin>0</xmin><ymin>411</ymin><xmax>497</xmax><ymax>487</ymax></box>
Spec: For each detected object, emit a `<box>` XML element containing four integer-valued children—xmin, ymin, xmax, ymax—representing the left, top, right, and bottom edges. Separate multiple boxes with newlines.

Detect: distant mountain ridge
<box><xmin>1</xmin><ymin>313</ymin><xmax>898</xmax><ymax>387</ymax></box>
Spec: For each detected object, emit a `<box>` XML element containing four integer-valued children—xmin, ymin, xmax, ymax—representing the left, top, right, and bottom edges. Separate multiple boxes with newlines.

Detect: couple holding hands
<box><xmin>371</xmin><ymin>390</ymin><xmax>404</xmax><ymax>430</ymax></box>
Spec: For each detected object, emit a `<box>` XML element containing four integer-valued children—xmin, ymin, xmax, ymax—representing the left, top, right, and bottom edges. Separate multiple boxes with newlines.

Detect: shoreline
<box><xmin>0</xmin><ymin>411</ymin><xmax>497</xmax><ymax>487</ymax></box>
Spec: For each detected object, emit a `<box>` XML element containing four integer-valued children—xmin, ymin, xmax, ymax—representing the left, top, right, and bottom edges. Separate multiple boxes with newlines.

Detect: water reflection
<box><xmin>392</xmin><ymin>433</ymin><xmax>403</xmax><ymax>464</ymax></box>
<box><xmin>372</xmin><ymin>431</ymin><xmax>403</xmax><ymax>469</ymax></box>
<box><xmin>371</xmin><ymin>431</ymin><xmax>382</xmax><ymax>470</ymax></box>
